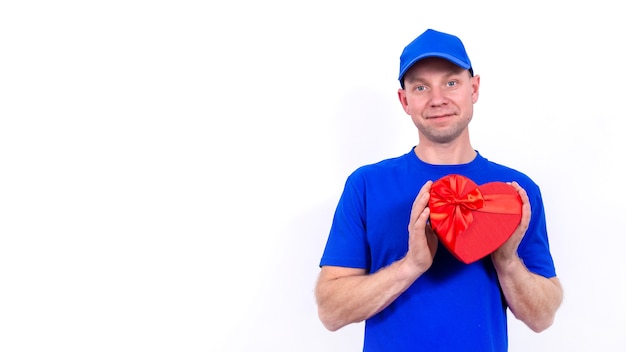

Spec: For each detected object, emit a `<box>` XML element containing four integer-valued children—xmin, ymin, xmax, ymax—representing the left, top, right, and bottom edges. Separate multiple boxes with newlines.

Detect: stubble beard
<box><xmin>418</xmin><ymin>118</ymin><xmax>470</xmax><ymax>144</ymax></box>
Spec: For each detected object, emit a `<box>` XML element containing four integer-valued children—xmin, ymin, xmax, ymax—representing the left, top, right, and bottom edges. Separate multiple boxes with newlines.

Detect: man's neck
<box><xmin>413</xmin><ymin>142</ymin><xmax>477</xmax><ymax>165</ymax></box>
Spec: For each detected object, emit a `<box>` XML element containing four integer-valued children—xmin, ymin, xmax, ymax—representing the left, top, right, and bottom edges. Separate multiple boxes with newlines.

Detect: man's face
<box><xmin>398</xmin><ymin>57</ymin><xmax>480</xmax><ymax>144</ymax></box>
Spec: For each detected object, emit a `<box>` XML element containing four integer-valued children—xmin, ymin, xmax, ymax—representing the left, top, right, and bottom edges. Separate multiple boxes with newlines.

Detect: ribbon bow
<box><xmin>429</xmin><ymin>174</ymin><xmax>521</xmax><ymax>247</ymax></box>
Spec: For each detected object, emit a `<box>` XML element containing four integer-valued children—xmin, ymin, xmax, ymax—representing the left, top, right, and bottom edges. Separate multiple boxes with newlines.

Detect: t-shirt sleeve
<box><xmin>319</xmin><ymin>172</ymin><xmax>371</xmax><ymax>270</ymax></box>
<box><xmin>517</xmin><ymin>183</ymin><xmax>557</xmax><ymax>278</ymax></box>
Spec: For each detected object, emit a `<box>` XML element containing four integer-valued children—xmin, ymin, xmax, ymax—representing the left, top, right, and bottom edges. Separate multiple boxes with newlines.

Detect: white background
<box><xmin>1</xmin><ymin>1</ymin><xmax>624</xmax><ymax>351</ymax></box>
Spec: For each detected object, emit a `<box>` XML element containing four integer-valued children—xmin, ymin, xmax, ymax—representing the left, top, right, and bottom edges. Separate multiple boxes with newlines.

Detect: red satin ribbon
<box><xmin>429</xmin><ymin>174</ymin><xmax>521</xmax><ymax>246</ymax></box>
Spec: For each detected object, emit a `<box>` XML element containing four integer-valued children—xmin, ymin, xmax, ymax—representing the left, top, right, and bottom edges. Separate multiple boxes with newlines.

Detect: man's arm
<box><xmin>315</xmin><ymin>181</ymin><xmax>438</xmax><ymax>331</ymax></box>
<box><xmin>315</xmin><ymin>262</ymin><xmax>417</xmax><ymax>331</ymax></box>
<box><xmin>492</xmin><ymin>182</ymin><xmax>564</xmax><ymax>332</ymax></box>
<box><xmin>492</xmin><ymin>258</ymin><xmax>563</xmax><ymax>332</ymax></box>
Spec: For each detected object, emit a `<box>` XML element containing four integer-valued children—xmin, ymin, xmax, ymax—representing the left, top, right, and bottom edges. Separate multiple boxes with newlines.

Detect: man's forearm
<box><xmin>315</xmin><ymin>259</ymin><xmax>423</xmax><ymax>331</ymax></box>
<box><xmin>494</xmin><ymin>257</ymin><xmax>563</xmax><ymax>332</ymax></box>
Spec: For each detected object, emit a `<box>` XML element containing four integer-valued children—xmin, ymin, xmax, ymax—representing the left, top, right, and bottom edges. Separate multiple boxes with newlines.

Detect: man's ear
<box><xmin>398</xmin><ymin>89</ymin><xmax>410</xmax><ymax>115</ymax></box>
<box><xmin>471</xmin><ymin>74</ymin><xmax>480</xmax><ymax>104</ymax></box>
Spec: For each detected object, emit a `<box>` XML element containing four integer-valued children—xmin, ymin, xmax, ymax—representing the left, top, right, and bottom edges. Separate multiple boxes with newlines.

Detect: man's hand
<box><xmin>492</xmin><ymin>181</ymin><xmax>529</xmax><ymax>265</ymax></box>
<box><xmin>402</xmin><ymin>180</ymin><xmax>438</xmax><ymax>275</ymax></box>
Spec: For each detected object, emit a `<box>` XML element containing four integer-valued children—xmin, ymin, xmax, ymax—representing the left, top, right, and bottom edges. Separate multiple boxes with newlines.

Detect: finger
<box><xmin>413</xmin><ymin>180</ymin><xmax>432</xmax><ymax>208</ymax></box>
<box><xmin>510</xmin><ymin>181</ymin><xmax>531</xmax><ymax>231</ymax></box>
<box><xmin>508</xmin><ymin>181</ymin><xmax>530</xmax><ymax>207</ymax></box>
<box><xmin>415</xmin><ymin>206</ymin><xmax>430</xmax><ymax>231</ymax></box>
<box><xmin>409</xmin><ymin>207</ymin><xmax>431</xmax><ymax>246</ymax></box>
<box><xmin>410</xmin><ymin>181</ymin><xmax>432</xmax><ymax>224</ymax></box>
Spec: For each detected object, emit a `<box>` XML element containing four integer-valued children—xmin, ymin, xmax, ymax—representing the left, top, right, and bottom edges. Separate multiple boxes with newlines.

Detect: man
<box><xmin>315</xmin><ymin>29</ymin><xmax>563</xmax><ymax>351</ymax></box>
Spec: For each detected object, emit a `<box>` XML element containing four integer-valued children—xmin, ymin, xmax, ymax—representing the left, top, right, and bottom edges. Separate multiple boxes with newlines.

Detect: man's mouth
<box><xmin>426</xmin><ymin>113</ymin><xmax>454</xmax><ymax>119</ymax></box>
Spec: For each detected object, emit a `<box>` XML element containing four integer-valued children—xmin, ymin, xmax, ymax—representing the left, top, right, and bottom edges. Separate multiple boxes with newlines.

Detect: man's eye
<box><xmin>415</xmin><ymin>85</ymin><xmax>426</xmax><ymax>92</ymax></box>
<box><xmin>446</xmin><ymin>81</ymin><xmax>457</xmax><ymax>87</ymax></box>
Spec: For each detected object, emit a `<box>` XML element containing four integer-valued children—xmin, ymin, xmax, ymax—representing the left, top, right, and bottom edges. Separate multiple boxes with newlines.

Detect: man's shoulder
<box><xmin>477</xmin><ymin>154</ymin><xmax>539</xmax><ymax>191</ymax></box>
<box><xmin>351</xmin><ymin>152</ymin><xmax>412</xmax><ymax>177</ymax></box>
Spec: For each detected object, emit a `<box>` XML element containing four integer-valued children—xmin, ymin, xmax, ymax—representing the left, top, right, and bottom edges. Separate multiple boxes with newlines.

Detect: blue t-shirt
<box><xmin>319</xmin><ymin>149</ymin><xmax>557</xmax><ymax>352</ymax></box>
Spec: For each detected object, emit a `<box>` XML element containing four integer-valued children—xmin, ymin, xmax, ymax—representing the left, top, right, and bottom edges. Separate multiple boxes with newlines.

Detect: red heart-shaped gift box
<box><xmin>428</xmin><ymin>174</ymin><xmax>522</xmax><ymax>264</ymax></box>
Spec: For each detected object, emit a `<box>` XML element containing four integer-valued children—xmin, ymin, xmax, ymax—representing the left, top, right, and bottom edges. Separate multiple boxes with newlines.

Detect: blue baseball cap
<box><xmin>398</xmin><ymin>29</ymin><xmax>473</xmax><ymax>88</ymax></box>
